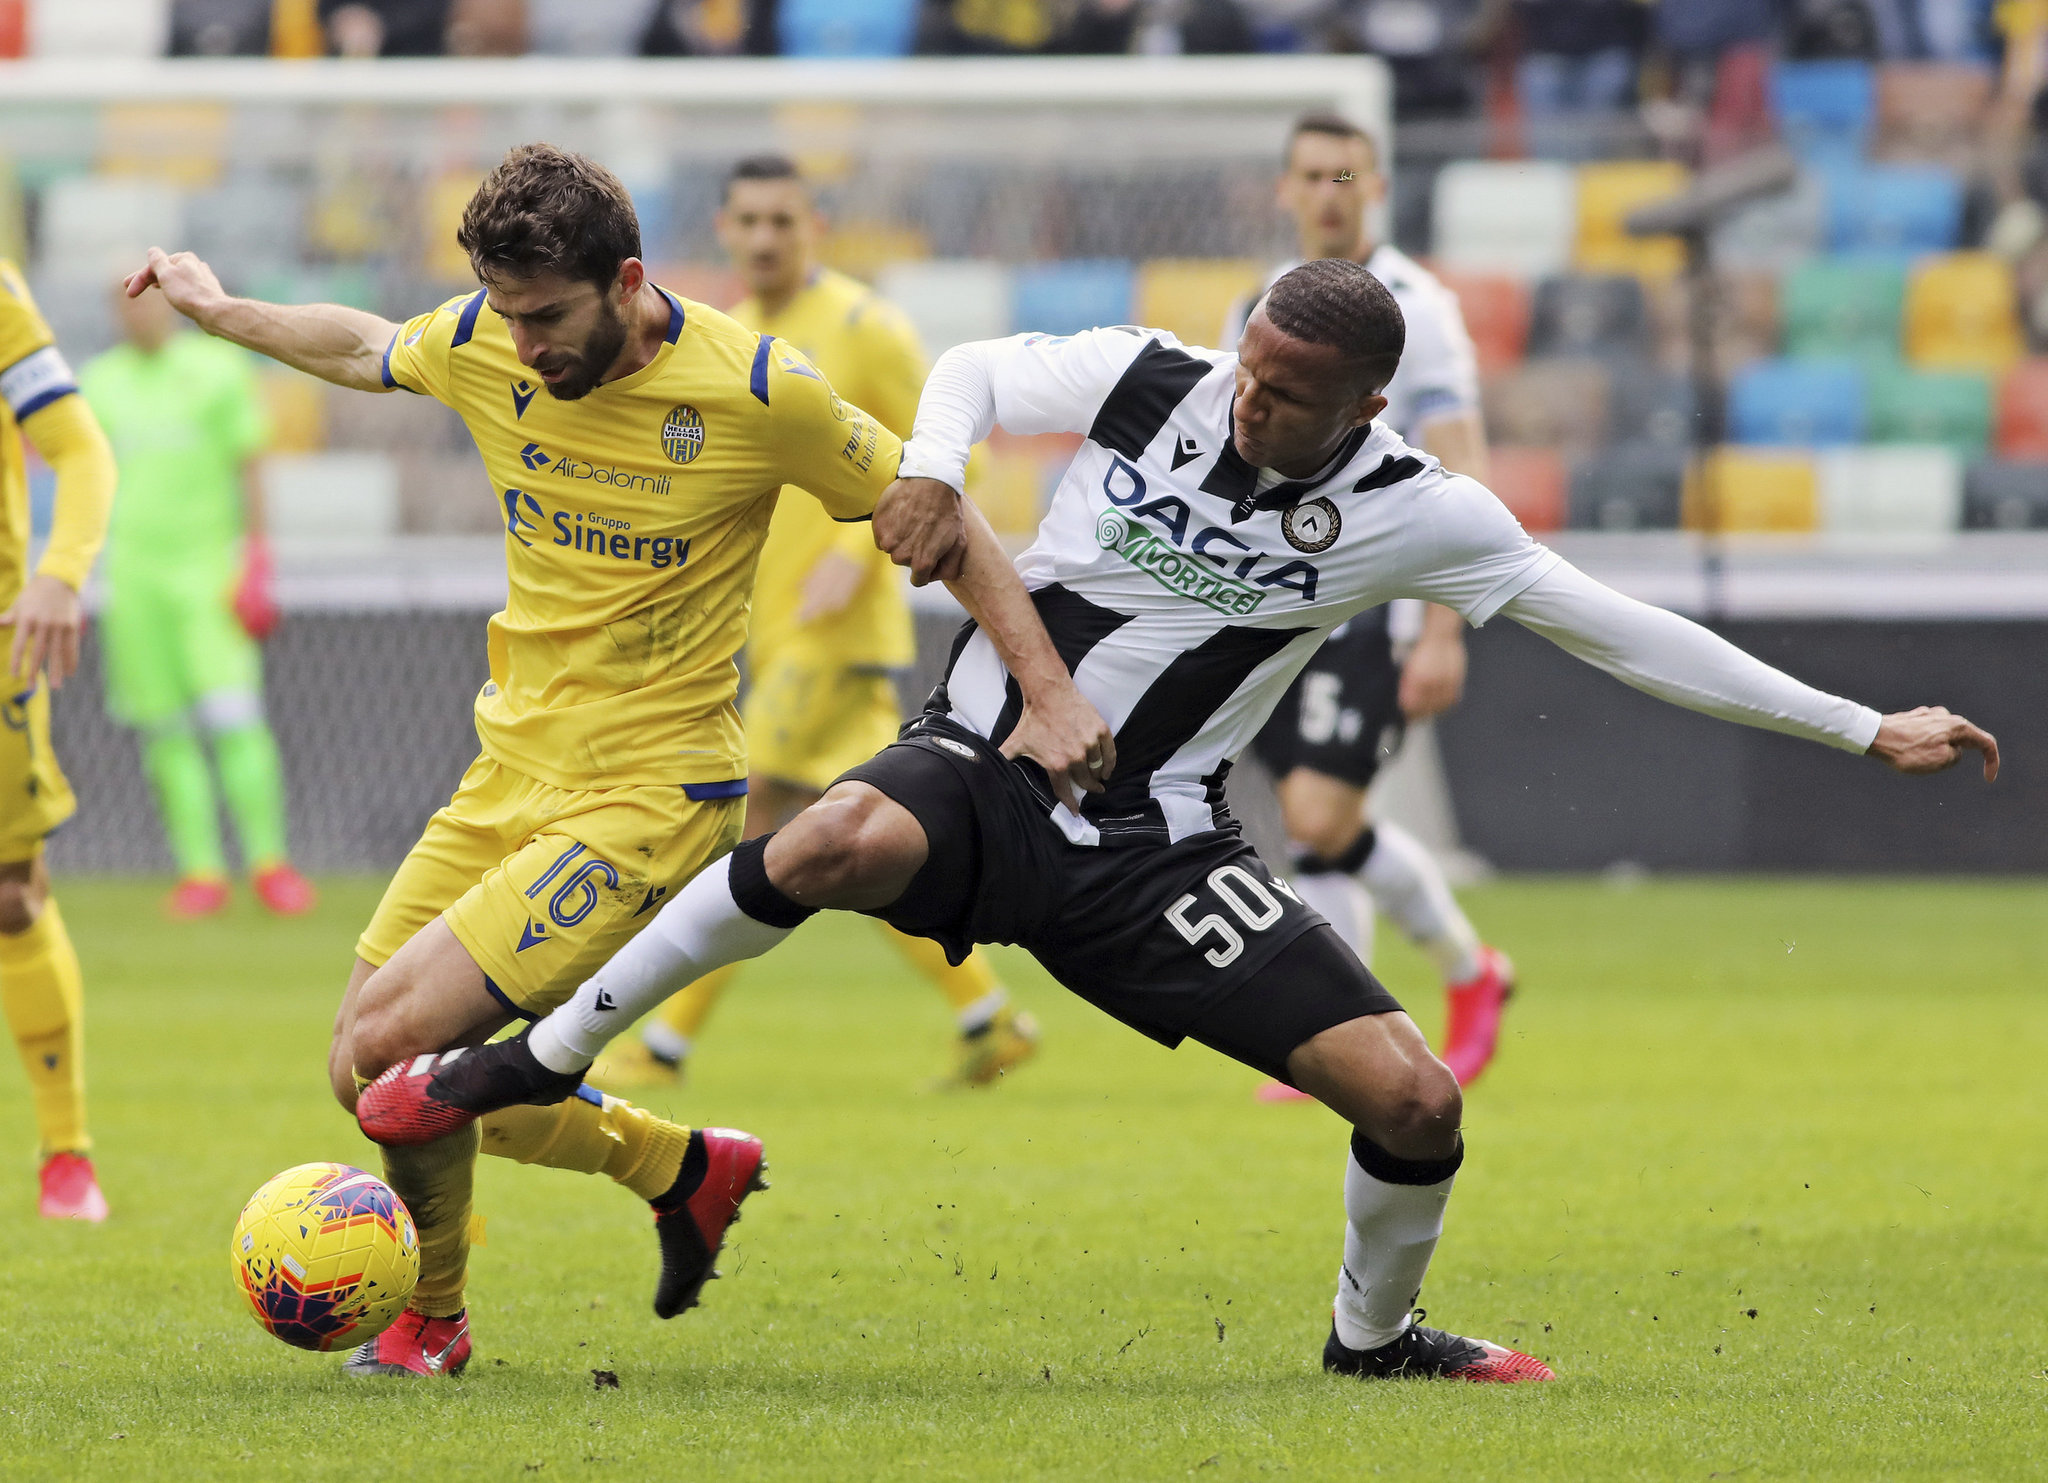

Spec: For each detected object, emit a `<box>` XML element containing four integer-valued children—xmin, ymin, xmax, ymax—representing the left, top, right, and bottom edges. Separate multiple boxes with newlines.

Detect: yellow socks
<box><xmin>353</xmin><ymin>1067</ymin><xmax>478</xmax><ymax>1320</ymax></box>
<box><xmin>884</xmin><ymin>926</ymin><xmax>1007</xmax><ymax>1030</ymax></box>
<box><xmin>480</xmin><ymin>1090</ymin><xmax>689</xmax><ymax>1203</ymax></box>
<box><xmin>0</xmin><ymin>897</ymin><xmax>88</xmax><ymax>1156</ymax></box>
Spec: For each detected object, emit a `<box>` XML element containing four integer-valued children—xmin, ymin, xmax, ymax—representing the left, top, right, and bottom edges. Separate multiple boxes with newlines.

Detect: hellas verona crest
<box><xmin>1282</xmin><ymin>497</ymin><xmax>1341</xmax><ymax>554</ymax></box>
<box><xmin>661</xmin><ymin>404</ymin><xmax>705</xmax><ymax>465</ymax></box>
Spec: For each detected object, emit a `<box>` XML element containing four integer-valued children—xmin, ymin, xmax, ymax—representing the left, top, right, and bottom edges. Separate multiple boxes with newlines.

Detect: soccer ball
<box><xmin>230</xmin><ymin>1163</ymin><xmax>419</xmax><ymax>1352</ymax></box>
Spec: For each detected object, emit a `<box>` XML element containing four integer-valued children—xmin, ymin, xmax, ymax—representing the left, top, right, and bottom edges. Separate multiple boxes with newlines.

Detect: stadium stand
<box><xmin>1728</xmin><ymin>360</ymin><xmax>1867</xmax><ymax>446</ymax></box>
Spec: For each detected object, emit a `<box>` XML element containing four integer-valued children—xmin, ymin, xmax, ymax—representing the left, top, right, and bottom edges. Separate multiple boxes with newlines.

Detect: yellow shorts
<box><xmin>743</xmin><ymin>654</ymin><xmax>904</xmax><ymax>795</ymax></box>
<box><xmin>356</xmin><ymin>754</ymin><xmax>746</xmax><ymax>1017</ymax></box>
<box><xmin>0</xmin><ymin>684</ymin><xmax>75</xmax><ymax>864</ymax></box>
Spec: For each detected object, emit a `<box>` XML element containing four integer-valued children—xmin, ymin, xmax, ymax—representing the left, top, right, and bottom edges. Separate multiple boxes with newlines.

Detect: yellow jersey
<box><xmin>382</xmin><ymin>287</ymin><xmax>900</xmax><ymax>790</ymax></box>
<box><xmin>729</xmin><ymin>269</ymin><xmax>922</xmax><ymax>670</ymax></box>
<box><xmin>0</xmin><ymin>261</ymin><xmax>104</xmax><ymax>611</ymax></box>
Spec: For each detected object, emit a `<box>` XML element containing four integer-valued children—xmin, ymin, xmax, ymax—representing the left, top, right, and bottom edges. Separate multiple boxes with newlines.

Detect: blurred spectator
<box><xmin>445</xmin><ymin>0</ymin><xmax>525</xmax><ymax>53</ymax></box>
<box><xmin>920</xmin><ymin>0</ymin><xmax>1254</xmax><ymax>55</ymax></box>
<box><xmin>1515</xmin><ymin>0</ymin><xmax>1648</xmax><ymax>116</ymax></box>
<box><xmin>318</xmin><ymin>0</ymin><xmax>451</xmax><ymax>54</ymax></box>
<box><xmin>1654</xmin><ymin>0</ymin><xmax>1777</xmax><ymax>162</ymax></box>
<box><xmin>639</xmin><ymin>0</ymin><xmax>772</xmax><ymax>53</ymax></box>
<box><xmin>169</xmin><ymin>0</ymin><xmax>272</xmax><ymax>53</ymax></box>
<box><xmin>1347</xmin><ymin>0</ymin><xmax>1483</xmax><ymax>118</ymax></box>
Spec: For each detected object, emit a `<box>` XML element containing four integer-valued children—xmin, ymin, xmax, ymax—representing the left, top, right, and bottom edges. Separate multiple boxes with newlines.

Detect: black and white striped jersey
<box><xmin>902</xmin><ymin>326</ymin><xmax>1559</xmax><ymax>849</ymax></box>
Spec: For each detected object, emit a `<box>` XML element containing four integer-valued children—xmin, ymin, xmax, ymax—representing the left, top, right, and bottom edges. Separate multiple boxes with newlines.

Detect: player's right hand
<box><xmin>873</xmin><ymin>477</ymin><xmax>969</xmax><ymax>586</ymax></box>
<box><xmin>0</xmin><ymin>573</ymin><xmax>83</xmax><ymax>689</ymax></box>
<box><xmin>123</xmin><ymin>247</ymin><xmax>226</xmax><ymax>323</ymax></box>
<box><xmin>1869</xmin><ymin>706</ymin><xmax>1999</xmax><ymax>781</ymax></box>
<box><xmin>1002</xmin><ymin>684</ymin><xmax>1116</xmax><ymax>814</ymax></box>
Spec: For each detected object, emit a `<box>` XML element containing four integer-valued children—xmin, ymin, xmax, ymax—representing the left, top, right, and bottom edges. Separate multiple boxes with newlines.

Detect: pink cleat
<box><xmin>1441</xmin><ymin>946</ymin><xmax>1515</xmax><ymax>1087</ymax></box>
<box><xmin>165</xmin><ymin>877</ymin><xmax>230</xmax><ymax>921</ymax></box>
<box><xmin>39</xmin><ymin>1152</ymin><xmax>108</xmax><ymax>1222</ymax></box>
<box><xmin>252</xmin><ymin>864</ymin><xmax>317</xmax><ymax>917</ymax></box>
<box><xmin>1256</xmin><ymin>1079</ymin><xmax>1314</xmax><ymax>1103</ymax></box>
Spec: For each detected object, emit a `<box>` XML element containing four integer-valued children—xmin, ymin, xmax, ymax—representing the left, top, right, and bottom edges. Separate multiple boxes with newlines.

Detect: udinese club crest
<box><xmin>661</xmin><ymin>404</ymin><xmax>705</xmax><ymax>465</ymax></box>
<box><xmin>1282</xmin><ymin>497</ymin><xmax>1341</xmax><ymax>554</ymax></box>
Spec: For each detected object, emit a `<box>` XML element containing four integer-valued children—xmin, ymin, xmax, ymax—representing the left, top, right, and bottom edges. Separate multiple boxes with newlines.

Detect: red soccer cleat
<box><xmin>357</xmin><ymin>1038</ymin><xmax>586</xmax><ymax>1148</ymax></box>
<box><xmin>252</xmin><ymin>864</ymin><xmax>317</xmax><ymax>917</ymax></box>
<box><xmin>1441</xmin><ymin>946</ymin><xmax>1515</xmax><ymax>1088</ymax></box>
<box><xmin>652</xmin><ymin>1127</ymin><xmax>768</xmax><ymax>1319</ymax></box>
<box><xmin>341</xmin><ymin>1308</ymin><xmax>471</xmax><ymax>1378</ymax></box>
<box><xmin>38</xmin><ymin>1152</ymin><xmax>108</xmax><ymax>1222</ymax></box>
<box><xmin>1324</xmin><ymin>1315</ymin><xmax>1554</xmax><ymax>1383</ymax></box>
<box><xmin>164</xmin><ymin>877</ymin><xmax>230</xmax><ymax>921</ymax></box>
<box><xmin>1256</xmin><ymin>1079</ymin><xmax>1314</xmax><ymax>1103</ymax></box>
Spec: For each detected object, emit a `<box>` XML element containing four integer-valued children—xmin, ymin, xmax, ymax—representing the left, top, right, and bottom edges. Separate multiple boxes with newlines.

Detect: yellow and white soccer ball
<box><xmin>230</xmin><ymin>1163</ymin><xmax>419</xmax><ymax>1352</ymax></box>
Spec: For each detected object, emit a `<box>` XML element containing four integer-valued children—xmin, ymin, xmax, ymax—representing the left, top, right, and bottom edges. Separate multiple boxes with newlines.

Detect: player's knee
<box><xmin>1287</xmin><ymin>800</ymin><xmax>1368</xmax><ymax>865</ymax></box>
<box><xmin>772</xmin><ymin>786</ymin><xmax>924</xmax><ymax>908</ymax></box>
<box><xmin>345</xmin><ymin>972</ymin><xmax>419</xmax><ymax>1085</ymax></box>
<box><xmin>0</xmin><ymin>878</ymin><xmax>44</xmax><ymax>936</ymax></box>
<box><xmin>1385</xmin><ymin>1058</ymin><xmax>1462</xmax><ymax>1143</ymax></box>
<box><xmin>328</xmin><ymin>1037</ymin><xmax>361</xmax><ymax>1113</ymax></box>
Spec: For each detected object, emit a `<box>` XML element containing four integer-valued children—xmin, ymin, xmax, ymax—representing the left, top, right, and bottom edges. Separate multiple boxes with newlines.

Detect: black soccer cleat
<box><xmin>356</xmin><ymin>1030</ymin><xmax>588</xmax><ymax>1147</ymax></box>
<box><xmin>1322</xmin><ymin>1313</ymin><xmax>1554</xmax><ymax>1383</ymax></box>
<box><xmin>650</xmin><ymin>1127</ymin><xmax>769</xmax><ymax>1319</ymax></box>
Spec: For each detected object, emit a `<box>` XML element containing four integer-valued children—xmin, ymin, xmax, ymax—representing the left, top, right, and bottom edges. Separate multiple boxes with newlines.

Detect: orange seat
<box><xmin>1874</xmin><ymin>62</ymin><xmax>1993</xmax><ymax>164</ymax></box>
<box><xmin>1683</xmin><ymin>447</ymin><xmax>1819</xmax><ymax>532</ymax></box>
<box><xmin>1486</xmin><ymin>446</ymin><xmax>1567</xmax><ymax>532</ymax></box>
<box><xmin>1996</xmin><ymin>358</ymin><xmax>2048</xmax><ymax>458</ymax></box>
<box><xmin>1432</xmin><ymin>268</ymin><xmax>1532</xmax><ymax>376</ymax></box>
<box><xmin>1905</xmin><ymin>252</ymin><xmax>2023</xmax><ymax>373</ymax></box>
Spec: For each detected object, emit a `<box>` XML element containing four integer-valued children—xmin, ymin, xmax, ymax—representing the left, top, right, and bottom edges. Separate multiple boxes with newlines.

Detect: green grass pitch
<box><xmin>1</xmin><ymin>876</ymin><xmax>2042</xmax><ymax>1480</ymax></box>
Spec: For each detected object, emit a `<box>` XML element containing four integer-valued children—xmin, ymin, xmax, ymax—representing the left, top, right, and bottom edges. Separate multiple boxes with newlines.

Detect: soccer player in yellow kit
<box><xmin>129</xmin><ymin>143</ymin><xmax>1105</xmax><ymax>1377</ymax></box>
<box><xmin>0</xmin><ymin>259</ymin><xmax>116</xmax><ymax>1221</ymax></box>
<box><xmin>592</xmin><ymin>155</ymin><xmax>1038</xmax><ymax>1094</ymax></box>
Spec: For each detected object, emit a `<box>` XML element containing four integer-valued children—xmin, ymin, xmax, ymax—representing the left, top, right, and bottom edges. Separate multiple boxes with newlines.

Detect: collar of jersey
<box><xmin>1203</xmin><ymin>422</ymin><xmax>1374</xmax><ymax>524</ymax></box>
<box><xmin>583</xmin><ymin>288</ymin><xmax>687</xmax><ymax>396</ymax></box>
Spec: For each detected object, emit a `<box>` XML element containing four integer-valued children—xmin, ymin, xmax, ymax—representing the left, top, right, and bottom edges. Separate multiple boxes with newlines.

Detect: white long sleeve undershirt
<box><xmin>897</xmin><ymin>340</ymin><xmax>1001</xmax><ymax>491</ymax></box>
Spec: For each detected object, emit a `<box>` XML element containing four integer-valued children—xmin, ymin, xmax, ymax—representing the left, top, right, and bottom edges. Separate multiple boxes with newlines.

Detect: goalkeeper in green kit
<box><xmin>79</xmin><ymin>284</ymin><xmax>314</xmax><ymax>919</ymax></box>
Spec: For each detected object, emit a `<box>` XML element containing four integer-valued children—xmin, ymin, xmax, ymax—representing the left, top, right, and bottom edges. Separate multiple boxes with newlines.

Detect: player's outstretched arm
<box><xmin>1498</xmin><ymin>561</ymin><xmax>1997</xmax><ymax>779</ymax></box>
<box><xmin>123</xmin><ymin>247</ymin><xmax>399</xmax><ymax>393</ymax></box>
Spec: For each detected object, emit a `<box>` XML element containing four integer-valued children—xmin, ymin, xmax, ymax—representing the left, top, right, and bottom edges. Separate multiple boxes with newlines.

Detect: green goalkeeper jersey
<box><xmin>79</xmin><ymin>331</ymin><xmax>269</xmax><ymax>581</ymax></box>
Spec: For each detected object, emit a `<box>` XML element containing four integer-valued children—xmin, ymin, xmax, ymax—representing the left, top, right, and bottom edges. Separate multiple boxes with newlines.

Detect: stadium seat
<box><xmin>1822</xmin><ymin>164</ymin><xmax>1963</xmax><ymax>256</ymax></box>
<box><xmin>1710</xmin><ymin>170</ymin><xmax>1827</xmax><ymax>274</ymax></box>
<box><xmin>1904</xmin><ymin>253</ymin><xmax>2024</xmax><ymax>373</ymax></box>
<box><xmin>97</xmin><ymin>102</ymin><xmax>229</xmax><ymax>189</ymax></box>
<box><xmin>265</xmin><ymin>452</ymin><xmax>400</xmax><ymax>543</ymax></box>
<box><xmin>1771</xmin><ymin>60</ymin><xmax>1876</xmax><ymax>164</ymax></box>
<box><xmin>1525</xmin><ymin>275</ymin><xmax>1650</xmax><ymax>358</ymax></box>
<box><xmin>1874</xmin><ymin>62</ymin><xmax>1994</xmax><ymax>165</ymax></box>
<box><xmin>1572</xmin><ymin>161</ymin><xmax>1691</xmax><ymax>279</ymax></box>
<box><xmin>1994</xmin><ymin>358</ymin><xmax>2048</xmax><ymax>458</ymax></box>
<box><xmin>1430</xmin><ymin>269</ymin><xmax>1531</xmax><ymax>375</ymax></box>
<box><xmin>1684</xmin><ymin>447</ymin><xmax>1820</xmax><ymax>532</ymax></box>
<box><xmin>36</xmin><ymin>174</ymin><xmax>182</xmax><ymax>278</ymax></box>
<box><xmin>1962</xmin><ymin>459</ymin><xmax>2048</xmax><ymax>527</ymax></box>
<box><xmin>1011</xmin><ymin>260</ymin><xmax>1135</xmax><ymax>338</ymax></box>
<box><xmin>1133</xmin><ymin>258</ymin><xmax>1265</xmax><ymax>350</ymax></box>
<box><xmin>1568</xmin><ymin>442</ymin><xmax>1687</xmax><ymax>530</ymax></box>
<box><xmin>1646</xmin><ymin>270</ymin><xmax>1780</xmax><ymax>375</ymax></box>
<box><xmin>1865</xmin><ymin>364</ymin><xmax>1991</xmax><ymax>454</ymax></box>
<box><xmin>875</xmin><ymin>259</ymin><xmax>1013</xmax><ymax>354</ymax></box>
<box><xmin>1484</xmin><ymin>446</ymin><xmax>1567</xmax><ymax>532</ymax></box>
<box><xmin>1779</xmin><ymin>258</ymin><xmax>1907</xmax><ymax>364</ymax></box>
<box><xmin>777</xmin><ymin>0</ymin><xmax>917</xmax><ymax>56</ymax></box>
<box><xmin>1816</xmin><ymin>445</ymin><xmax>1963</xmax><ymax>533</ymax></box>
<box><xmin>1602</xmin><ymin>358</ymin><xmax>1696</xmax><ymax>451</ymax></box>
<box><xmin>1481</xmin><ymin>357</ymin><xmax>1612</xmax><ymax>454</ymax></box>
<box><xmin>1430</xmin><ymin>160</ymin><xmax>1576</xmax><ymax>278</ymax></box>
<box><xmin>1727</xmin><ymin>359</ymin><xmax>1866</xmax><ymax>446</ymax></box>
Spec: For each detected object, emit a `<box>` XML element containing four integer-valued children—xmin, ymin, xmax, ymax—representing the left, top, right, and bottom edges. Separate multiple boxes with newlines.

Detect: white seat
<box><xmin>874</xmin><ymin>259</ymin><xmax>1014</xmax><ymax>355</ymax></box>
<box><xmin>1710</xmin><ymin>171</ymin><xmax>1828</xmax><ymax>274</ymax></box>
<box><xmin>32</xmin><ymin>0</ymin><xmax>167</xmax><ymax>56</ymax></box>
<box><xmin>265</xmin><ymin>452</ymin><xmax>401</xmax><ymax>547</ymax></box>
<box><xmin>37</xmin><ymin>175</ymin><xmax>184</xmax><ymax>280</ymax></box>
<box><xmin>1431</xmin><ymin>161</ymin><xmax>1576</xmax><ymax>278</ymax></box>
<box><xmin>1817</xmin><ymin>444</ymin><xmax>1963</xmax><ymax>533</ymax></box>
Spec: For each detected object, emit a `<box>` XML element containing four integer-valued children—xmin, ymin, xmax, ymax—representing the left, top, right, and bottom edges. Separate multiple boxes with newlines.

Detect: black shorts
<box><xmin>837</xmin><ymin>715</ymin><xmax>1403</xmax><ymax>1073</ymax></box>
<box><xmin>1250</xmin><ymin>606</ymin><xmax>1405</xmax><ymax>789</ymax></box>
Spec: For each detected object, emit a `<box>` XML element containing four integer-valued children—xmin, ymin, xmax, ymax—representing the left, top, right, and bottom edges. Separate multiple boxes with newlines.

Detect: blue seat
<box><xmin>1727</xmin><ymin>359</ymin><xmax>1867</xmax><ymax>446</ymax></box>
<box><xmin>1011</xmin><ymin>260</ymin><xmax>1136</xmax><ymax>339</ymax></box>
<box><xmin>1772</xmin><ymin>61</ymin><xmax>1875</xmax><ymax>164</ymax></box>
<box><xmin>778</xmin><ymin>0</ymin><xmax>916</xmax><ymax>57</ymax></box>
<box><xmin>1824</xmin><ymin>165</ymin><xmax>1963</xmax><ymax>256</ymax></box>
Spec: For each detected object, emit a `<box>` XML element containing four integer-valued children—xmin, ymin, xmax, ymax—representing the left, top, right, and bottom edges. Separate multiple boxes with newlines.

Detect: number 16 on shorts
<box><xmin>1165</xmin><ymin>865</ymin><xmax>1304</xmax><ymax>968</ymax></box>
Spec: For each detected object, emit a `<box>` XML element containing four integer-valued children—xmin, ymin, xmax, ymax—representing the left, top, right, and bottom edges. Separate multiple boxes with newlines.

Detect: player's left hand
<box><xmin>873</xmin><ymin>477</ymin><xmax>968</xmax><ymax>586</ymax></box>
<box><xmin>1398</xmin><ymin>629</ymin><xmax>1467</xmax><ymax>720</ymax></box>
<box><xmin>1002</xmin><ymin>684</ymin><xmax>1117</xmax><ymax>814</ymax></box>
<box><xmin>0</xmin><ymin>573</ymin><xmax>83</xmax><ymax>689</ymax></box>
<box><xmin>798</xmin><ymin>550</ymin><xmax>868</xmax><ymax>624</ymax></box>
<box><xmin>233</xmin><ymin>537</ymin><xmax>281</xmax><ymax>641</ymax></box>
<box><xmin>1869</xmin><ymin>706</ymin><xmax>1999</xmax><ymax>781</ymax></box>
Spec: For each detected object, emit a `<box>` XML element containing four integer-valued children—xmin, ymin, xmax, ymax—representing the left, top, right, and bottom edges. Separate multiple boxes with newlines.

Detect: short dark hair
<box><xmin>1286</xmin><ymin>110</ymin><xmax>1380</xmax><ymax>173</ymax></box>
<box><xmin>1262</xmin><ymin>259</ymin><xmax>1405</xmax><ymax>393</ymax></box>
<box><xmin>458</xmin><ymin>143</ymin><xmax>641</xmax><ymax>289</ymax></box>
<box><xmin>723</xmin><ymin>153</ymin><xmax>803</xmax><ymax>202</ymax></box>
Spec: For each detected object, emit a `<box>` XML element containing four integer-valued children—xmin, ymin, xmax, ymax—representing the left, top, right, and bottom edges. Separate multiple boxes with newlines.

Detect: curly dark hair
<box><xmin>458</xmin><ymin>142</ymin><xmax>641</xmax><ymax>289</ymax></box>
<box><xmin>1262</xmin><ymin>258</ymin><xmax>1405</xmax><ymax>393</ymax></box>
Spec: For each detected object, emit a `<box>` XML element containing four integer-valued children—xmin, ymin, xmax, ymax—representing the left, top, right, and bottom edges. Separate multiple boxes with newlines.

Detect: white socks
<box><xmin>1333</xmin><ymin>1132</ymin><xmax>1461</xmax><ymax>1352</ymax></box>
<box><xmin>529</xmin><ymin>854</ymin><xmax>795</xmax><ymax>1073</ymax></box>
<box><xmin>956</xmin><ymin>988</ymin><xmax>1008</xmax><ymax>1035</ymax></box>
<box><xmin>1290</xmin><ymin>870</ymin><xmax>1376</xmax><ymax>965</ymax></box>
<box><xmin>1357</xmin><ymin>822</ymin><xmax>1483</xmax><ymax>986</ymax></box>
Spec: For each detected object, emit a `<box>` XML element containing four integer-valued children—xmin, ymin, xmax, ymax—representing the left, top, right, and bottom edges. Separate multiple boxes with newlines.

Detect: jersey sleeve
<box><xmin>1399</xmin><ymin>470</ymin><xmax>1561</xmax><ymax>625</ymax></box>
<box><xmin>1396</xmin><ymin>281</ymin><xmax>1482</xmax><ymax>430</ymax></box>
<box><xmin>763</xmin><ymin>338</ymin><xmax>903</xmax><ymax>521</ymax></box>
<box><xmin>379</xmin><ymin>292</ymin><xmax>475</xmax><ymax>403</ymax></box>
<box><xmin>0</xmin><ymin>262</ymin><xmax>78</xmax><ymax>424</ymax></box>
<box><xmin>848</xmin><ymin>297</ymin><xmax>927</xmax><ymax>441</ymax></box>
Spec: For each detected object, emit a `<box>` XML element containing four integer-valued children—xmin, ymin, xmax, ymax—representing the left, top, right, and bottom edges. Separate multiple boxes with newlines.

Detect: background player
<box><xmin>592</xmin><ymin>154</ymin><xmax>1037</xmax><ymax>1093</ymax></box>
<box><xmin>127</xmin><ymin>142</ymin><xmax>1090</xmax><ymax>1378</ymax></box>
<box><xmin>1223</xmin><ymin>112</ymin><xmax>1512</xmax><ymax>1090</ymax></box>
<box><xmin>80</xmin><ymin>279</ymin><xmax>316</xmax><ymax>922</ymax></box>
<box><xmin>0</xmin><ymin>257</ymin><xmax>116</xmax><ymax>1220</ymax></box>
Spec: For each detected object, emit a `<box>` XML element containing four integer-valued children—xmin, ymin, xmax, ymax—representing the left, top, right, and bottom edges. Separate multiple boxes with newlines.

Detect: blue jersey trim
<box><xmin>661</xmin><ymin>289</ymin><xmax>685</xmax><ymax>344</ymax></box>
<box><xmin>682</xmin><ymin>778</ymin><xmax>749</xmax><ymax>801</ymax></box>
<box><xmin>13</xmin><ymin>384</ymin><xmax>75</xmax><ymax>420</ymax></box>
<box><xmin>380</xmin><ymin>334</ymin><xmax>398</xmax><ymax>389</ymax></box>
<box><xmin>574</xmin><ymin>1083</ymin><xmax>605</xmax><ymax>1108</ymax></box>
<box><xmin>450</xmin><ymin>290</ymin><xmax>486</xmax><ymax>349</ymax></box>
<box><xmin>480</xmin><ymin>974</ymin><xmax>537</xmax><ymax>1021</ymax></box>
<box><xmin>750</xmin><ymin>334</ymin><xmax>774</xmax><ymax>405</ymax></box>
